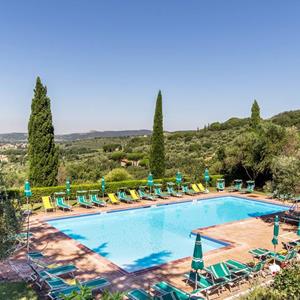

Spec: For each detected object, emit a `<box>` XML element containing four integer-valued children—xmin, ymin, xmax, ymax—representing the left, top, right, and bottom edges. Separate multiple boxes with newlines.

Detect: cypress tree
<box><xmin>250</xmin><ymin>99</ymin><xmax>261</xmax><ymax>129</ymax></box>
<box><xmin>28</xmin><ymin>77</ymin><xmax>59</xmax><ymax>186</ymax></box>
<box><xmin>149</xmin><ymin>90</ymin><xmax>165</xmax><ymax>178</ymax></box>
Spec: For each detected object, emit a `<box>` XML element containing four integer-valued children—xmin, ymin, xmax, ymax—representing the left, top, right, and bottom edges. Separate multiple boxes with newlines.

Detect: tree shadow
<box><xmin>61</xmin><ymin>229</ymin><xmax>87</xmax><ymax>241</ymax></box>
<box><xmin>123</xmin><ymin>250</ymin><xmax>172</xmax><ymax>273</ymax></box>
<box><xmin>92</xmin><ymin>242</ymin><xmax>109</xmax><ymax>257</ymax></box>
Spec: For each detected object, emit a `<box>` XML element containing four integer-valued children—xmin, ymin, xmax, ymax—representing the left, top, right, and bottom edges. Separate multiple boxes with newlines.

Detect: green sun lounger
<box><xmin>37</xmin><ymin>264</ymin><xmax>77</xmax><ymax>280</ymax></box>
<box><xmin>184</xmin><ymin>271</ymin><xmax>221</xmax><ymax>295</ymax></box>
<box><xmin>267</xmin><ymin>249</ymin><xmax>298</xmax><ymax>264</ymax></box>
<box><xmin>248</xmin><ymin>248</ymin><xmax>270</xmax><ymax>259</ymax></box>
<box><xmin>77</xmin><ymin>191</ymin><xmax>93</xmax><ymax>208</ymax></box>
<box><xmin>127</xmin><ymin>289</ymin><xmax>153</xmax><ymax>300</ymax></box>
<box><xmin>181</xmin><ymin>185</ymin><xmax>197</xmax><ymax>196</ymax></box>
<box><xmin>28</xmin><ymin>251</ymin><xmax>45</xmax><ymax>262</ymax></box>
<box><xmin>138</xmin><ymin>187</ymin><xmax>155</xmax><ymax>200</ymax></box>
<box><xmin>229</xmin><ymin>180</ymin><xmax>243</xmax><ymax>192</ymax></box>
<box><xmin>48</xmin><ymin>277</ymin><xmax>110</xmax><ymax>300</ymax></box>
<box><xmin>216</xmin><ymin>179</ymin><xmax>225</xmax><ymax>192</ymax></box>
<box><xmin>167</xmin><ymin>183</ymin><xmax>183</xmax><ymax>197</ymax></box>
<box><xmin>152</xmin><ymin>281</ymin><xmax>201</xmax><ymax>300</ymax></box>
<box><xmin>89</xmin><ymin>190</ymin><xmax>107</xmax><ymax>206</ymax></box>
<box><xmin>284</xmin><ymin>238</ymin><xmax>300</xmax><ymax>249</ymax></box>
<box><xmin>204</xmin><ymin>262</ymin><xmax>240</xmax><ymax>289</ymax></box>
<box><xmin>54</xmin><ymin>193</ymin><xmax>71</xmax><ymax>211</ymax></box>
<box><xmin>225</xmin><ymin>259</ymin><xmax>266</xmax><ymax>279</ymax></box>
<box><xmin>117</xmin><ymin>190</ymin><xmax>133</xmax><ymax>203</ymax></box>
<box><xmin>155</xmin><ymin>292</ymin><xmax>182</xmax><ymax>300</ymax></box>
<box><xmin>154</xmin><ymin>186</ymin><xmax>169</xmax><ymax>199</ymax></box>
<box><xmin>243</xmin><ymin>181</ymin><xmax>255</xmax><ymax>193</ymax></box>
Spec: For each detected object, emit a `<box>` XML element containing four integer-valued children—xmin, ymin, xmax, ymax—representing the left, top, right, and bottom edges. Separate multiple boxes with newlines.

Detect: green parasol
<box><xmin>297</xmin><ymin>220</ymin><xmax>300</xmax><ymax>236</ymax></box>
<box><xmin>191</xmin><ymin>233</ymin><xmax>204</xmax><ymax>289</ymax></box>
<box><xmin>204</xmin><ymin>168</ymin><xmax>210</xmax><ymax>192</ymax></box>
<box><xmin>101</xmin><ymin>176</ymin><xmax>106</xmax><ymax>197</ymax></box>
<box><xmin>176</xmin><ymin>171</ymin><xmax>182</xmax><ymax>191</ymax></box>
<box><xmin>66</xmin><ymin>179</ymin><xmax>71</xmax><ymax>196</ymax></box>
<box><xmin>24</xmin><ymin>180</ymin><xmax>32</xmax><ymax>254</ymax></box>
<box><xmin>147</xmin><ymin>173</ymin><xmax>154</xmax><ymax>193</ymax></box>
<box><xmin>24</xmin><ymin>180</ymin><xmax>32</xmax><ymax>198</ymax></box>
<box><xmin>272</xmin><ymin>215</ymin><xmax>279</xmax><ymax>263</ymax></box>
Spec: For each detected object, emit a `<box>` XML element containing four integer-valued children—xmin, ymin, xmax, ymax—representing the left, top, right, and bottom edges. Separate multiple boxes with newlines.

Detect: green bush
<box><xmin>241</xmin><ymin>263</ymin><xmax>300</xmax><ymax>300</ymax></box>
<box><xmin>105</xmin><ymin>168</ymin><xmax>132</xmax><ymax>182</ymax></box>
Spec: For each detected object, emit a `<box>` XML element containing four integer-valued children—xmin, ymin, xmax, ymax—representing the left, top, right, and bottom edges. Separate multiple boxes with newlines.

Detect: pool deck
<box><xmin>3</xmin><ymin>192</ymin><xmax>299</xmax><ymax>299</ymax></box>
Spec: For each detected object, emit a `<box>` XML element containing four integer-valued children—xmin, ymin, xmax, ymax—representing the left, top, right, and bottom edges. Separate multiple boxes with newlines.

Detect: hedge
<box><xmin>9</xmin><ymin>175</ymin><xmax>223</xmax><ymax>203</ymax></box>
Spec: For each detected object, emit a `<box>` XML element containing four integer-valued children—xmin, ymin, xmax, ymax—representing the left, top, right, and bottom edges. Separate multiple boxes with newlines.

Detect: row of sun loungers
<box><xmin>41</xmin><ymin>183</ymin><xmax>209</xmax><ymax>212</ymax></box>
<box><xmin>27</xmin><ymin>251</ymin><xmax>110</xmax><ymax>299</ymax></box>
<box><xmin>127</xmin><ymin>245</ymin><xmax>299</xmax><ymax>300</ymax></box>
<box><xmin>27</xmin><ymin>243</ymin><xmax>299</xmax><ymax>300</ymax></box>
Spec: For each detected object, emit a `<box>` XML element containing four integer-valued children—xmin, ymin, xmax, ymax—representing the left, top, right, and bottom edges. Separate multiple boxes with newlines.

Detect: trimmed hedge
<box><xmin>10</xmin><ymin>175</ymin><xmax>223</xmax><ymax>203</ymax></box>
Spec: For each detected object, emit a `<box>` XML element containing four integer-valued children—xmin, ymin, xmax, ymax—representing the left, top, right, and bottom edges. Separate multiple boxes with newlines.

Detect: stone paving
<box><xmin>2</xmin><ymin>192</ymin><xmax>299</xmax><ymax>299</ymax></box>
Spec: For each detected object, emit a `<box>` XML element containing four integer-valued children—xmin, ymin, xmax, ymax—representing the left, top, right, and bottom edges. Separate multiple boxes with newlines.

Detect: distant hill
<box><xmin>0</xmin><ymin>130</ymin><xmax>152</xmax><ymax>142</ymax></box>
<box><xmin>55</xmin><ymin>130</ymin><xmax>152</xmax><ymax>141</ymax></box>
<box><xmin>0</xmin><ymin>109</ymin><xmax>299</xmax><ymax>143</ymax></box>
<box><xmin>271</xmin><ymin>110</ymin><xmax>300</xmax><ymax>129</ymax></box>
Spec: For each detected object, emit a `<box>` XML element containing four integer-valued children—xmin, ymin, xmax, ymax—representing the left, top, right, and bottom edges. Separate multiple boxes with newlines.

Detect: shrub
<box><xmin>105</xmin><ymin>168</ymin><xmax>132</xmax><ymax>182</ymax></box>
<box><xmin>273</xmin><ymin>264</ymin><xmax>300</xmax><ymax>298</ymax></box>
<box><xmin>109</xmin><ymin>151</ymin><xmax>126</xmax><ymax>161</ymax></box>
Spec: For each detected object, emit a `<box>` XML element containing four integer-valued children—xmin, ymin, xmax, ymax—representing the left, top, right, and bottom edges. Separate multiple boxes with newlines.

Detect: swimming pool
<box><xmin>47</xmin><ymin>196</ymin><xmax>288</xmax><ymax>272</ymax></box>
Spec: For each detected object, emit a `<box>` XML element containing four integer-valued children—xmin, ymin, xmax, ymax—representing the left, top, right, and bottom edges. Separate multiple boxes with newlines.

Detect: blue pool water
<box><xmin>48</xmin><ymin>197</ymin><xmax>287</xmax><ymax>272</ymax></box>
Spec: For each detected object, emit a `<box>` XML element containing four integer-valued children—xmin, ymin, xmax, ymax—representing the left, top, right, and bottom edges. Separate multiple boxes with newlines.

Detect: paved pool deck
<box><xmin>4</xmin><ymin>192</ymin><xmax>299</xmax><ymax>299</ymax></box>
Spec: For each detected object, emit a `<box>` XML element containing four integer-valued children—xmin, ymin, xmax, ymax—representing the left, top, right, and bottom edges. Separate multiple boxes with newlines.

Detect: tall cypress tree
<box><xmin>28</xmin><ymin>77</ymin><xmax>59</xmax><ymax>186</ymax></box>
<box><xmin>149</xmin><ymin>90</ymin><xmax>165</xmax><ymax>178</ymax></box>
<box><xmin>250</xmin><ymin>99</ymin><xmax>261</xmax><ymax>129</ymax></box>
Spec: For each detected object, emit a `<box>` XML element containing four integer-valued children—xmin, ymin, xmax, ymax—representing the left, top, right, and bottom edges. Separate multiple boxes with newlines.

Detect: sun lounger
<box><xmin>54</xmin><ymin>193</ymin><xmax>71</xmax><ymax>211</ymax></box>
<box><xmin>129</xmin><ymin>189</ymin><xmax>141</xmax><ymax>201</ymax></box>
<box><xmin>107</xmin><ymin>193</ymin><xmax>120</xmax><ymax>204</ymax></box>
<box><xmin>242</xmin><ymin>181</ymin><xmax>255</xmax><ymax>194</ymax></box>
<box><xmin>184</xmin><ymin>271</ymin><xmax>221</xmax><ymax>296</ymax></box>
<box><xmin>204</xmin><ymin>262</ymin><xmax>241</xmax><ymax>290</ymax></box>
<box><xmin>229</xmin><ymin>180</ymin><xmax>243</xmax><ymax>192</ymax></box>
<box><xmin>191</xmin><ymin>184</ymin><xmax>201</xmax><ymax>194</ymax></box>
<box><xmin>117</xmin><ymin>190</ymin><xmax>133</xmax><ymax>203</ymax></box>
<box><xmin>152</xmin><ymin>281</ymin><xmax>204</xmax><ymax>300</ymax></box>
<box><xmin>27</xmin><ymin>251</ymin><xmax>45</xmax><ymax>262</ymax></box>
<box><xmin>89</xmin><ymin>191</ymin><xmax>107</xmax><ymax>206</ymax></box>
<box><xmin>154</xmin><ymin>186</ymin><xmax>169</xmax><ymax>199</ymax></box>
<box><xmin>127</xmin><ymin>289</ymin><xmax>153</xmax><ymax>300</ymax></box>
<box><xmin>225</xmin><ymin>259</ymin><xmax>266</xmax><ymax>280</ymax></box>
<box><xmin>138</xmin><ymin>187</ymin><xmax>156</xmax><ymax>200</ymax></box>
<box><xmin>77</xmin><ymin>191</ymin><xmax>93</xmax><ymax>208</ymax></box>
<box><xmin>42</xmin><ymin>196</ymin><xmax>55</xmax><ymax>212</ymax></box>
<box><xmin>181</xmin><ymin>185</ymin><xmax>197</xmax><ymax>196</ymax></box>
<box><xmin>267</xmin><ymin>249</ymin><xmax>298</xmax><ymax>264</ymax></box>
<box><xmin>197</xmin><ymin>183</ymin><xmax>206</xmax><ymax>193</ymax></box>
<box><xmin>167</xmin><ymin>183</ymin><xmax>183</xmax><ymax>197</ymax></box>
<box><xmin>48</xmin><ymin>277</ymin><xmax>110</xmax><ymax>299</ymax></box>
<box><xmin>29</xmin><ymin>262</ymin><xmax>77</xmax><ymax>288</ymax></box>
<box><xmin>216</xmin><ymin>179</ymin><xmax>225</xmax><ymax>192</ymax></box>
<box><xmin>248</xmin><ymin>248</ymin><xmax>270</xmax><ymax>260</ymax></box>
<box><xmin>283</xmin><ymin>238</ymin><xmax>300</xmax><ymax>250</ymax></box>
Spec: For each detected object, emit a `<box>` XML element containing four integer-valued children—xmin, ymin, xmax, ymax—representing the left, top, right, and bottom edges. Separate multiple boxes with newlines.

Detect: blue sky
<box><xmin>0</xmin><ymin>1</ymin><xmax>300</xmax><ymax>134</ymax></box>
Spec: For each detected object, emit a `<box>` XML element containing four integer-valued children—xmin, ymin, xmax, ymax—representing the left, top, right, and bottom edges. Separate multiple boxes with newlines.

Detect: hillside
<box><xmin>0</xmin><ymin>130</ymin><xmax>152</xmax><ymax>142</ymax></box>
<box><xmin>1</xmin><ymin>109</ymin><xmax>299</xmax><ymax>187</ymax></box>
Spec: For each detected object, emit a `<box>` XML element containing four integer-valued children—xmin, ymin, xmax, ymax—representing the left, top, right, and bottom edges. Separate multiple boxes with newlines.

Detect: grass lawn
<box><xmin>0</xmin><ymin>282</ymin><xmax>39</xmax><ymax>300</ymax></box>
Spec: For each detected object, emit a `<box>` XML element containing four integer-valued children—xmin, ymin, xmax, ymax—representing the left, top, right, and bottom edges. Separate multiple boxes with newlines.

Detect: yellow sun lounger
<box><xmin>129</xmin><ymin>190</ymin><xmax>140</xmax><ymax>201</ymax></box>
<box><xmin>197</xmin><ymin>183</ymin><xmax>206</xmax><ymax>192</ymax></box>
<box><xmin>107</xmin><ymin>193</ymin><xmax>120</xmax><ymax>204</ymax></box>
<box><xmin>191</xmin><ymin>184</ymin><xmax>201</xmax><ymax>193</ymax></box>
<box><xmin>42</xmin><ymin>196</ymin><xmax>55</xmax><ymax>212</ymax></box>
